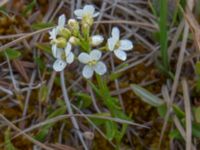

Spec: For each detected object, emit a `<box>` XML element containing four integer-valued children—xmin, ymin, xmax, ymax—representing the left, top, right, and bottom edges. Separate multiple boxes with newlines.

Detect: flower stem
<box><xmin>60</xmin><ymin>71</ymin><xmax>88</xmax><ymax>150</ymax></box>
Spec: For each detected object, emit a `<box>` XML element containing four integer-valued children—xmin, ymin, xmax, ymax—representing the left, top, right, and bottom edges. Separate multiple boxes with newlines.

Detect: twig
<box><xmin>60</xmin><ymin>71</ymin><xmax>88</xmax><ymax>150</ymax></box>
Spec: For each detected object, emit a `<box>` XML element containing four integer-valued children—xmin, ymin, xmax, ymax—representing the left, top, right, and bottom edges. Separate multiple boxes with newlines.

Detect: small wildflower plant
<box><xmin>49</xmin><ymin>4</ymin><xmax>133</xmax><ymax>146</ymax></box>
<box><xmin>49</xmin><ymin>5</ymin><xmax>133</xmax><ymax>78</ymax></box>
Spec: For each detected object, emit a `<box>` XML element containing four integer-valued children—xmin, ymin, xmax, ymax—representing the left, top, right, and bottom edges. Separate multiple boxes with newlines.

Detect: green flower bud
<box><xmin>82</xmin><ymin>15</ymin><xmax>93</xmax><ymax>26</ymax></box>
<box><xmin>68</xmin><ymin>19</ymin><xmax>79</xmax><ymax>36</ymax></box>
<box><xmin>51</xmin><ymin>37</ymin><xmax>67</xmax><ymax>48</ymax></box>
<box><xmin>69</xmin><ymin>36</ymin><xmax>80</xmax><ymax>45</ymax></box>
<box><xmin>58</xmin><ymin>28</ymin><xmax>71</xmax><ymax>39</ymax></box>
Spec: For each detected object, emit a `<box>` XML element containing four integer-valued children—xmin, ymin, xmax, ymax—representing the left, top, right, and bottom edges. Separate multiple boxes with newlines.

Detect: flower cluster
<box><xmin>49</xmin><ymin>5</ymin><xmax>133</xmax><ymax>79</ymax></box>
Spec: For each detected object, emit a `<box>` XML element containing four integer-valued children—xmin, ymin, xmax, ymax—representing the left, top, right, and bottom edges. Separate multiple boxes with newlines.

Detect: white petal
<box><xmin>49</xmin><ymin>28</ymin><xmax>57</xmax><ymax>40</ymax></box>
<box><xmin>90</xmin><ymin>49</ymin><xmax>102</xmax><ymax>61</ymax></box>
<box><xmin>108</xmin><ymin>37</ymin><xmax>117</xmax><ymax>51</ymax></box>
<box><xmin>58</xmin><ymin>14</ymin><xmax>66</xmax><ymax>28</ymax></box>
<box><xmin>119</xmin><ymin>40</ymin><xmax>133</xmax><ymax>50</ymax></box>
<box><xmin>64</xmin><ymin>42</ymin><xmax>72</xmax><ymax>56</ymax></box>
<box><xmin>78</xmin><ymin>52</ymin><xmax>90</xmax><ymax>64</ymax></box>
<box><xmin>94</xmin><ymin>61</ymin><xmax>107</xmax><ymax>75</ymax></box>
<box><xmin>83</xmin><ymin>5</ymin><xmax>95</xmax><ymax>15</ymax></box>
<box><xmin>91</xmin><ymin>35</ymin><xmax>104</xmax><ymax>46</ymax></box>
<box><xmin>82</xmin><ymin>65</ymin><xmax>94</xmax><ymax>79</ymax></box>
<box><xmin>74</xmin><ymin>9</ymin><xmax>83</xmax><ymax>18</ymax></box>
<box><xmin>112</xmin><ymin>27</ymin><xmax>120</xmax><ymax>41</ymax></box>
<box><xmin>53</xmin><ymin>59</ymin><xmax>67</xmax><ymax>72</ymax></box>
<box><xmin>52</xmin><ymin>44</ymin><xmax>58</xmax><ymax>58</ymax></box>
<box><xmin>114</xmin><ymin>49</ymin><xmax>127</xmax><ymax>61</ymax></box>
<box><xmin>93</xmin><ymin>12</ymin><xmax>100</xmax><ymax>18</ymax></box>
<box><xmin>66</xmin><ymin>52</ymin><xmax>74</xmax><ymax>64</ymax></box>
<box><xmin>52</xmin><ymin>45</ymin><xmax>63</xmax><ymax>59</ymax></box>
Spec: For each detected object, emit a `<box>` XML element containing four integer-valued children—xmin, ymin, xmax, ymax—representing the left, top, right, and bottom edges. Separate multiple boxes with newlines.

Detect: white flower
<box><xmin>107</xmin><ymin>27</ymin><xmax>133</xmax><ymax>61</ymax></box>
<box><xmin>91</xmin><ymin>35</ymin><xmax>104</xmax><ymax>46</ymax></box>
<box><xmin>49</xmin><ymin>14</ymin><xmax>66</xmax><ymax>57</ymax></box>
<box><xmin>53</xmin><ymin>42</ymin><xmax>74</xmax><ymax>72</ymax></box>
<box><xmin>49</xmin><ymin>14</ymin><xmax>66</xmax><ymax>40</ymax></box>
<box><xmin>78</xmin><ymin>50</ymin><xmax>107</xmax><ymax>79</ymax></box>
<box><xmin>74</xmin><ymin>5</ymin><xmax>99</xmax><ymax>19</ymax></box>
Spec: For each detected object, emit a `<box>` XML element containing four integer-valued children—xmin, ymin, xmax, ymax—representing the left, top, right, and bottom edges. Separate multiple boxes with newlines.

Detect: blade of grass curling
<box><xmin>160</xmin><ymin>0</ymin><xmax>170</xmax><ymax>71</ymax></box>
<box><xmin>131</xmin><ymin>84</ymin><xmax>164</xmax><ymax>107</ymax></box>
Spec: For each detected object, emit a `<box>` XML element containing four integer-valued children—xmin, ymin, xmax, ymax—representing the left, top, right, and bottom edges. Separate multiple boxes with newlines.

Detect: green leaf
<box><xmin>192</xmin><ymin>123</ymin><xmax>200</xmax><ymax>138</ymax></box>
<box><xmin>159</xmin><ymin>0</ymin><xmax>170</xmax><ymax>71</ymax></box>
<box><xmin>34</xmin><ymin>106</ymin><xmax>66</xmax><ymax>141</ymax></box>
<box><xmin>22</xmin><ymin>0</ymin><xmax>36</xmax><ymax>16</ymax></box>
<box><xmin>115</xmin><ymin>123</ymin><xmax>128</xmax><ymax>144</ymax></box>
<box><xmin>39</xmin><ymin>85</ymin><xmax>48</xmax><ymax>102</ymax></box>
<box><xmin>36</xmin><ymin>43</ymin><xmax>51</xmax><ymax>54</ymax></box>
<box><xmin>105</xmin><ymin>121</ymin><xmax>117</xmax><ymax>141</ymax></box>
<box><xmin>169</xmin><ymin>129</ymin><xmax>182</xmax><ymax>140</ymax></box>
<box><xmin>131</xmin><ymin>84</ymin><xmax>164</xmax><ymax>107</ymax></box>
<box><xmin>90</xmin><ymin>113</ymin><xmax>111</xmax><ymax>126</ymax></box>
<box><xmin>75</xmin><ymin>92</ymin><xmax>92</xmax><ymax>109</ymax></box>
<box><xmin>4</xmin><ymin>48</ymin><xmax>21</xmax><ymax>60</ymax></box>
<box><xmin>173</xmin><ymin>104</ymin><xmax>185</xmax><ymax>119</ymax></box>
<box><xmin>0</xmin><ymin>6</ymin><xmax>9</xmax><ymax>16</ymax></box>
<box><xmin>31</xmin><ymin>22</ymin><xmax>54</xmax><ymax>30</ymax></box>
<box><xmin>34</xmin><ymin>57</ymin><xmax>45</xmax><ymax>72</ymax></box>
<box><xmin>157</xmin><ymin>104</ymin><xmax>167</xmax><ymax>117</ymax></box>
<box><xmin>195</xmin><ymin>61</ymin><xmax>200</xmax><ymax>76</ymax></box>
<box><xmin>194</xmin><ymin>107</ymin><xmax>200</xmax><ymax>123</ymax></box>
<box><xmin>4</xmin><ymin>128</ymin><xmax>16</xmax><ymax>150</ymax></box>
<box><xmin>109</xmin><ymin>72</ymin><xmax>122</xmax><ymax>81</ymax></box>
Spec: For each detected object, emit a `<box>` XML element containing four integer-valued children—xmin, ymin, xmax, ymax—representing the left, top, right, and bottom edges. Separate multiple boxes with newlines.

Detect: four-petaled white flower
<box><xmin>53</xmin><ymin>42</ymin><xmax>74</xmax><ymax>72</ymax></box>
<box><xmin>78</xmin><ymin>50</ymin><xmax>107</xmax><ymax>79</ymax></box>
<box><xmin>74</xmin><ymin>5</ymin><xmax>99</xmax><ymax>19</ymax></box>
<box><xmin>49</xmin><ymin>14</ymin><xmax>66</xmax><ymax>57</ymax></box>
<box><xmin>91</xmin><ymin>35</ymin><xmax>104</xmax><ymax>46</ymax></box>
<box><xmin>107</xmin><ymin>27</ymin><xmax>133</xmax><ymax>61</ymax></box>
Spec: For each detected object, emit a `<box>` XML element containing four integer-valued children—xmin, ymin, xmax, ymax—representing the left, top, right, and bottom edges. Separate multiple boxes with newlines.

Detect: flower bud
<box><xmin>69</xmin><ymin>36</ymin><xmax>80</xmax><ymax>45</ymax></box>
<box><xmin>56</xmin><ymin>37</ymin><xmax>67</xmax><ymax>48</ymax></box>
<box><xmin>82</xmin><ymin>15</ymin><xmax>93</xmax><ymax>26</ymax></box>
<box><xmin>68</xmin><ymin>19</ymin><xmax>79</xmax><ymax>36</ymax></box>
<box><xmin>91</xmin><ymin>35</ymin><xmax>104</xmax><ymax>46</ymax></box>
<box><xmin>58</xmin><ymin>28</ymin><xmax>71</xmax><ymax>39</ymax></box>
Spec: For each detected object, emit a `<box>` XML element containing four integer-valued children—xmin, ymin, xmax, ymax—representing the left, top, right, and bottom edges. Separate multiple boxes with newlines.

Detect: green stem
<box><xmin>160</xmin><ymin>0</ymin><xmax>170</xmax><ymax>71</ymax></box>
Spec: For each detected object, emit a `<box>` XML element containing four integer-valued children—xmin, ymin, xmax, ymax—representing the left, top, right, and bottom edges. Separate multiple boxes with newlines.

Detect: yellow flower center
<box><xmin>88</xmin><ymin>60</ymin><xmax>97</xmax><ymax>66</ymax></box>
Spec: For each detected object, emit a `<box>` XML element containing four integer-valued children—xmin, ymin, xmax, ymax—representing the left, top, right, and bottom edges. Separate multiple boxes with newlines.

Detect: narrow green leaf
<box><xmin>169</xmin><ymin>129</ymin><xmax>182</xmax><ymax>140</ymax></box>
<box><xmin>194</xmin><ymin>107</ymin><xmax>200</xmax><ymax>123</ymax></box>
<box><xmin>157</xmin><ymin>104</ymin><xmax>167</xmax><ymax>117</ymax></box>
<box><xmin>131</xmin><ymin>84</ymin><xmax>164</xmax><ymax>107</ymax></box>
<box><xmin>192</xmin><ymin>123</ymin><xmax>200</xmax><ymax>138</ymax></box>
<box><xmin>173</xmin><ymin>104</ymin><xmax>185</xmax><ymax>119</ymax></box>
<box><xmin>36</xmin><ymin>43</ymin><xmax>51</xmax><ymax>54</ymax></box>
<box><xmin>34</xmin><ymin>57</ymin><xmax>45</xmax><ymax>71</ymax></box>
<box><xmin>195</xmin><ymin>61</ymin><xmax>200</xmax><ymax>76</ymax></box>
<box><xmin>160</xmin><ymin>0</ymin><xmax>169</xmax><ymax>71</ymax></box>
<box><xmin>39</xmin><ymin>85</ymin><xmax>48</xmax><ymax>102</ymax></box>
<box><xmin>34</xmin><ymin>106</ymin><xmax>66</xmax><ymax>141</ymax></box>
<box><xmin>4</xmin><ymin>48</ymin><xmax>21</xmax><ymax>60</ymax></box>
<box><xmin>90</xmin><ymin>113</ymin><xmax>111</xmax><ymax>126</ymax></box>
<box><xmin>31</xmin><ymin>22</ymin><xmax>54</xmax><ymax>30</ymax></box>
<box><xmin>4</xmin><ymin>128</ymin><xmax>16</xmax><ymax>150</ymax></box>
<box><xmin>105</xmin><ymin>121</ymin><xmax>116</xmax><ymax>141</ymax></box>
<box><xmin>22</xmin><ymin>0</ymin><xmax>36</xmax><ymax>16</ymax></box>
<box><xmin>75</xmin><ymin>92</ymin><xmax>92</xmax><ymax>108</ymax></box>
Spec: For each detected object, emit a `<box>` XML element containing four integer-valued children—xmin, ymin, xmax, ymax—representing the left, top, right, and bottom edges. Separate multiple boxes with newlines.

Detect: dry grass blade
<box><xmin>182</xmin><ymin>79</ymin><xmax>192</xmax><ymax>150</ymax></box>
<box><xmin>0</xmin><ymin>0</ymin><xmax>8</xmax><ymax>7</ymax></box>
<box><xmin>184</xmin><ymin>7</ymin><xmax>200</xmax><ymax>52</ymax></box>
<box><xmin>12</xmin><ymin>59</ymin><xmax>29</xmax><ymax>82</ymax></box>
<box><xmin>0</xmin><ymin>114</ymin><xmax>53</xmax><ymax>150</ymax></box>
